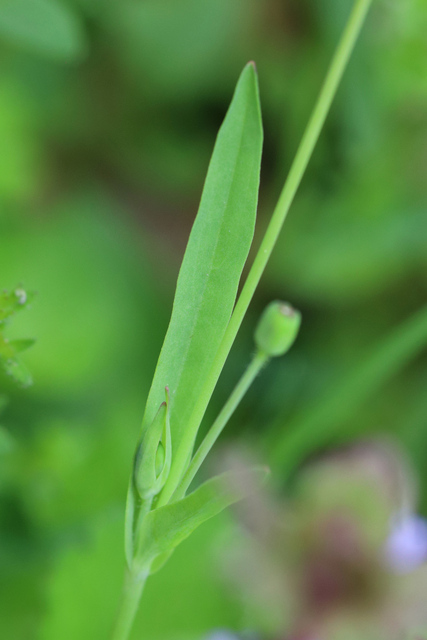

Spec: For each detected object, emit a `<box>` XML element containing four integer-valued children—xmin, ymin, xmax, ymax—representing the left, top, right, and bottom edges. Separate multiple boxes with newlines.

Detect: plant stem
<box><xmin>111</xmin><ymin>568</ymin><xmax>148</xmax><ymax>640</ymax></box>
<box><xmin>158</xmin><ymin>0</ymin><xmax>374</xmax><ymax>507</ymax></box>
<box><xmin>173</xmin><ymin>350</ymin><xmax>269</xmax><ymax>500</ymax></box>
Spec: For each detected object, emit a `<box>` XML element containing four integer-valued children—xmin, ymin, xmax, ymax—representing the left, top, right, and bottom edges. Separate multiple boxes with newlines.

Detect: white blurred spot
<box><xmin>14</xmin><ymin>288</ymin><xmax>27</xmax><ymax>305</ymax></box>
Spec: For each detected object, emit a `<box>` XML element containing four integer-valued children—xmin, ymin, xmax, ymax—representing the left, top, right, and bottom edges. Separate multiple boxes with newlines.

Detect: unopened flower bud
<box><xmin>255</xmin><ymin>301</ymin><xmax>301</xmax><ymax>357</ymax></box>
<box><xmin>134</xmin><ymin>388</ymin><xmax>171</xmax><ymax>499</ymax></box>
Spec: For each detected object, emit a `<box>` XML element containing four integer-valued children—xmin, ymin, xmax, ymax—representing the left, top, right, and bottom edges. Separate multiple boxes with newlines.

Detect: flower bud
<box><xmin>134</xmin><ymin>388</ymin><xmax>171</xmax><ymax>499</ymax></box>
<box><xmin>254</xmin><ymin>301</ymin><xmax>301</xmax><ymax>357</ymax></box>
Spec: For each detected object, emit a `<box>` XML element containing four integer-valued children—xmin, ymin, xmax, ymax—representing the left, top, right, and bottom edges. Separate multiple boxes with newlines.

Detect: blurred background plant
<box><xmin>218</xmin><ymin>441</ymin><xmax>427</xmax><ymax>640</ymax></box>
<box><xmin>0</xmin><ymin>287</ymin><xmax>35</xmax><ymax>387</ymax></box>
<box><xmin>0</xmin><ymin>0</ymin><xmax>426</xmax><ymax>639</ymax></box>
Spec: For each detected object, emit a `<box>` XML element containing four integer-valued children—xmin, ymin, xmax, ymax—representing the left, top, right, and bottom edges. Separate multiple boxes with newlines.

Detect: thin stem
<box><xmin>173</xmin><ymin>350</ymin><xmax>269</xmax><ymax>501</ymax></box>
<box><xmin>111</xmin><ymin>568</ymin><xmax>148</xmax><ymax>640</ymax></box>
<box><xmin>158</xmin><ymin>0</ymin><xmax>373</xmax><ymax>507</ymax></box>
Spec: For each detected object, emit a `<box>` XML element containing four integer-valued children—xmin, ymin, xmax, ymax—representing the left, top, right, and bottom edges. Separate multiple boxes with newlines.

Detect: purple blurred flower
<box><xmin>385</xmin><ymin>514</ymin><xmax>427</xmax><ymax>573</ymax></box>
<box><xmin>219</xmin><ymin>440</ymin><xmax>427</xmax><ymax>640</ymax></box>
<box><xmin>205</xmin><ymin>631</ymin><xmax>261</xmax><ymax>640</ymax></box>
<box><xmin>205</xmin><ymin>631</ymin><xmax>240</xmax><ymax>640</ymax></box>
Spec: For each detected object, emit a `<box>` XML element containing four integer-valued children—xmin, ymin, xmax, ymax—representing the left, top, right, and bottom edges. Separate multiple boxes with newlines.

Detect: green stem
<box><xmin>173</xmin><ymin>350</ymin><xmax>269</xmax><ymax>501</ymax></box>
<box><xmin>111</xmin><ymin>568</ymin><xmax>148</xmax><ymax>640</ymax></box>
<box><xmin>158</xmin><ymin>0</ymin><xmax>373</xmax><ymax>507</ymax></box>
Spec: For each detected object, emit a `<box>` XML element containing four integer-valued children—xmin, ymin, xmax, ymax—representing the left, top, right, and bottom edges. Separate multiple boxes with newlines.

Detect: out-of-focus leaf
<box><xmin>270</xmin><ymin>305</ymin><xmax>427</xmax><ymax>475</ymax></box>
<box><xmin>0</xmin><ymin>333</ymin><xmax>33</xmax><ymax>387</ymax></box>
<box><xmin>0</xmin><ymin>291</ymin><xmax>34</xmax><ymax>386</ymax></box>
<box><xmin>0</xmin><ymin>191</ymin><xmax>155</xmax><ymax>394</ymax></box>
<box><xmin>2</xmin><ymin>357</ymin><xmax>32</xmax><ymax>387</ymax></box>
<box><xmin>0</xmin><ymin>0</ymin><xmax>87</xmax><ymax>62</ymax></box>
<box><xmin>140</xmin><ymin>63</ymin><xmax>263</xmax><ymax>454</ymax></box>
<box><xmin>134</xmin><ymin>468</ymin><xmax>267</xmax><ymax>573</ymax></box>
<box><xmin>0</xmin><ymin>288</ymin><xmax>33</xmax><ymax>323</ymax></box>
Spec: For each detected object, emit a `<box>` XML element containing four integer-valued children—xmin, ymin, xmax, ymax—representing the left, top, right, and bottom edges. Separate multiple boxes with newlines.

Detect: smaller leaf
<box><xmin>0</xmin><ymin>333</ymin><xmax>34</xmax><ymax>387</ymax></box>
<box><xmin>133</xmin><ymin>467</ymin><xmax>268</xmax><ymax>574</ymax></box>
<box><xmin>0</xmin><ymin>287</ymin><xmax>33</xmax><ymax>323</ymax></box>
<box><xmin>3</xmin><ymin>356</ymin><xmax>33</xmax><ymax>388</ymax></box>
<box><xmin>0</xmin><ymin>334</ymin><xmax>15</xmax><ymax>360</ymax></box>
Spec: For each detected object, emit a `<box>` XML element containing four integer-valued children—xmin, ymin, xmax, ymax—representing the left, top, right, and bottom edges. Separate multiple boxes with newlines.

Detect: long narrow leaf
<box><xmin>141</xmin><ymin>63</ymin><xmax>263</xmax><ymax>453</ymax></box>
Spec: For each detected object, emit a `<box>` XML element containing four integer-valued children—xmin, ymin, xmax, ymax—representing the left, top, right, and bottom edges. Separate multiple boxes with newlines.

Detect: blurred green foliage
<box><xmin>0</xmin><ymin>0</ymin><xmax>426</xmax><ymax>638</ymax></box>
<box><xmin>0</xmin><ymin>287</ymin><xmax>35</xmax><ymax>386</ymax></box>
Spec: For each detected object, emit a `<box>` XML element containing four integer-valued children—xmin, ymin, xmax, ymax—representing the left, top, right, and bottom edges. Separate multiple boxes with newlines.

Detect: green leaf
<box><xmin>0</xmin><ymin>334</ymin><xmax>14</xmax><ymax>361</ymax></box>
<box><xmin>0</xmin><ymin>287</ymin><xmax>33</xmax><ymax>323</ymax></box>
<box><xmin>141</xmin><ymin>63</ymin><xmax>263</xmax><ymax>454</ymax></box>
<box><xmin>0</xmin><ymin>0</ymin><xmax>87</xmax><ymax>62</ymax></box>
<box><xmin>2</xmin><ymin>355</ymin><xmax>33</xmax><ymax>388</ymax></box>
<box><xmin>0</xmin><ymin>334</ymin><xmax>33</xmax><ymax>387</ymax></box>
<box><xmin>133</xmin><ymin>467</ymin><xmax>268</xmax><ymax>573</ymax></box>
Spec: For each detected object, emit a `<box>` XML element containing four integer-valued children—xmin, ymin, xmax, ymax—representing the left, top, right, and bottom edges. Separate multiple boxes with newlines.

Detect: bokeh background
<box><xmin>0</xmin><ymin>0</ymin><xmax>426</xmax><ymax>638</ymax></box>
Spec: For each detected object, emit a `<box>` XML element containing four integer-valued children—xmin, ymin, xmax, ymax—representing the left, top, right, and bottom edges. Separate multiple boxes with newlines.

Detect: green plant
<box><xmin>0</xmin><ymin>286</ymin><xmax>34</xmax><ymax>387</ymax></box>
<box><xmin>112</xmin><ymin>1</ymin><xmax>375</xmax><ymax>638</ymax></box>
